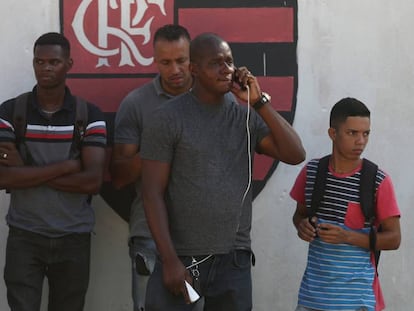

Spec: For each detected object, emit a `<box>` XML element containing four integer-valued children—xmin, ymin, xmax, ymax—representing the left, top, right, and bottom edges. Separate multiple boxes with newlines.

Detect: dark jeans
<box><xmin>4</xmin><ymin>226</ymin><xmax>91</xmax><ymax>311</ymax></box>
<box><xmin>145</xmin><ymin>249</ymin><xmax>253</xmax><ymax>311</ymax></box>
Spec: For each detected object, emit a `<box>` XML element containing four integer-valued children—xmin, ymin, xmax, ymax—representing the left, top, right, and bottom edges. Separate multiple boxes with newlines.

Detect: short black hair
<box><xmin>190</xmin><ymin>32</ymin><xmax>224</xmax><ymax>63</ymax></box>
<box><xmin>329</xmin><ymin>97</ymin><xmax>370</xmax><ymax>129</ymax></box>
<box><xmin>33</xmin><ymin>32</ymin><xmax>71</xmax><ymax>56</ymax></box>
<box><xmin>153</xmin><ymin>24</ymin><xmax>190</xmax><ymax>46</ymax></box>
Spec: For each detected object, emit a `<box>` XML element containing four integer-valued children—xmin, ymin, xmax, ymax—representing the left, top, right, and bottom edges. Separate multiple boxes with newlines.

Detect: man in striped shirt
<box><xmin>0</xmin><ymin>32</ymin><xmax>107</xmax><ymax>311</ymax></box>
<box><xmin>290</xmin><ymin>98</ymin><xmax>400</xmax><ymax>311</ymax></box>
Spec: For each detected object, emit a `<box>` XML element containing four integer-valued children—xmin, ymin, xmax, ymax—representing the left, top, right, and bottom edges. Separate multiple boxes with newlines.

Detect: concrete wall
<box><xmin>0</xmin><ymin>1</ymin><xmax>412</xmax><ymax>310</ymax></box>
<box><xmin>252</xmin><ymin>1</ymin><xmax>413</xmax><ymax>310</ymax></box>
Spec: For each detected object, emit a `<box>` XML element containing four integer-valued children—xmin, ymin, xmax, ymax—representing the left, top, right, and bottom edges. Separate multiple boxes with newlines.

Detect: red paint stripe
<box><xmin>67</xmin><ymin>78</ymin><xmax>152</xmax><ymax>112</ymax></box>
<box><xmin>67</xmin><ymin>76</ymin><xmax>294</xmax><ymax>113</ymax></box>
<box><xmin>179</xmin><ymin>8</ymin><xmax>293</xmax><ymax>43</ymax></box>
<box><xmin>253</xmin><ymin>153</ymin><xmax>274</xmax><ymax>180</ymax></box>
<box><xmin>257</xmin><ymin>76</ymin><xmax>294</xmax><ymax>112</ymax></box>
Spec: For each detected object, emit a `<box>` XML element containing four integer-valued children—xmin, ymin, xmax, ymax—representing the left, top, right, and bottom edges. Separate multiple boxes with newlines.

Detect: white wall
<box><xmin>0</xmin><ymin>1</ymin><xmax>412</xmax><ymax>310</ymax></box>
<box><xmin>252</xmin><ymin>1</ymin><xmax>414</xmax><ymax>310</ymax></box>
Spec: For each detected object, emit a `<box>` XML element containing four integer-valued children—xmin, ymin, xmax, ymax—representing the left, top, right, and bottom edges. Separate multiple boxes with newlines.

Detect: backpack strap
<box><xmin>360</xmin><ymin>159</ymin><xmax>378</xmax><ymax>223</ymax></box>
<box><xmin>69</xmin><ymin>96</ymin><xmax>88</xmax><ymax>159</ymax></box>
<box><xmin>309</xmin><ymin>155</ymin><xmax>331</xmax><ymax>219</ymax></box>
<box><xmin>13</xmin><ymin>92</ymin><xmax>35</xmax><ymax>165</ymax></box>
<box><xmin>360</xmin><ymin>158</ymin><xmax>380</xmax><ymax>268</ymax></box>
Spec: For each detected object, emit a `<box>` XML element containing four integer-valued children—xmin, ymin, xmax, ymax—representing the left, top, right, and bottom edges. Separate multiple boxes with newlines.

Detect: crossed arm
<box><xmin>0</xmin><ymin>142</ymin><xmax>105</xmax><ymax>194</ymax></box>
<box><xmin>46</xmin><ymin>145</ymin><xmax>106</xmax><ymax>194</ymax></box>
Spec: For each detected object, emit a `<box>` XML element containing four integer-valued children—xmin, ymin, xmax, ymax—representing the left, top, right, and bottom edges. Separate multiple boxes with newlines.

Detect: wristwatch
<box><xmin>252</xmin><ymin>92</ymin><xmax>271</xmax><ymax>111</ymax></box>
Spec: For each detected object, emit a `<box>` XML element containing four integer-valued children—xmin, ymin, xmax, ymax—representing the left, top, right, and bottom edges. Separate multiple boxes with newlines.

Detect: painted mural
<box><xmin>60</xmin><ymin>0</ymin><xmax>298</xmax><ymax>221</ymax></box>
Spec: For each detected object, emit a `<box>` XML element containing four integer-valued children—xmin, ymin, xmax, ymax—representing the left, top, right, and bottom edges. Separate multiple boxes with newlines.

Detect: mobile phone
<box><xmin>233</xmin><ymin>69</ymin><xmax>247</xmax><ymax>90</ymax></box>
<box><xmin>185</xmin><ymin>280</ymin><xmax>200</xmax><ymax>303</ymax></box>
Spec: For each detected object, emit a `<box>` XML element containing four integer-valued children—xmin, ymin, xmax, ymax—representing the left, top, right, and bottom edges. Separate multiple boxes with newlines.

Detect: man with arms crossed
<box><xmin>140</xmin><ymin>33</ymin><xmax>306</xmax><ymax>310</ymax></box>
<box><xmin>111</xmin><ymin>24</ymin><xmax>193</xmax><ymax>311</ymax></box>
<box><xmin>0</xmin><ymin>32</ymin><xmax>107</xmax><ymax>311</ymax></box>
<box><xmin>291</xmin><ymin>98</ymin><xmax>401</xmax><ymax>311</ymax></box>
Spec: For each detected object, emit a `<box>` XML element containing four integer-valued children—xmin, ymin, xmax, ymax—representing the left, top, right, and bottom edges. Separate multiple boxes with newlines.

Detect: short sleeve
<box><xmin>114</xmin><ymin>91</ymin><xmax>142</xmax><ymax>146</ymax></box>
<box><xmin>83</xmin><ymin>103</ymin><xmax>107</xmax><ymax>148</ymax></box>
<box><xmin>289</xmin><ymin>164</ymin><xmax>307</xmax><ymax>205</ymax></box>
<box><xmin>376</xmin><ymin>174</ymin><xmax>400</xmax><ymax>223</ymax></box>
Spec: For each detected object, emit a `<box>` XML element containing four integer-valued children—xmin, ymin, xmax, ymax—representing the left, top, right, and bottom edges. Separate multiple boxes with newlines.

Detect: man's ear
<box><xmin>328</xmin><ymin>127</ymin><xmax>336</xmax><ymax>141</ymax></box>
<box><xmin>190</xmin><ymin>62</ymin><xmax>198</xmax><ymax>77</ymax></box>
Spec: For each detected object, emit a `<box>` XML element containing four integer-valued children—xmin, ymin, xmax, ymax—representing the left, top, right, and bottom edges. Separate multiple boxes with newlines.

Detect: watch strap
<box><xmin>252</xmin><ymin>92</ymin><xmax>270</xmax><ymax>110</ymax></box>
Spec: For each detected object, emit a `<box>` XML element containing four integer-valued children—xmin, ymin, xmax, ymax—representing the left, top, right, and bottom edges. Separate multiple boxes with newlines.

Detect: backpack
<box><xmin>13</xmin><ymin>92</ymin><xmax>88</xmax><ymax>164</ymax></box>
<box><xmin>309</xmin><ymin>155</ymin><xmax>381</xmax><ymax>269</ymax></box>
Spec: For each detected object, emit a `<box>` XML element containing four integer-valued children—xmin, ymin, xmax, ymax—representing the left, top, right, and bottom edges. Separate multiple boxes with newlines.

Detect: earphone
<box><xmin>241</xmin><ymin>84</ymin><xmax>252</xmax><ymax>205</ymax></box>
<box><xmin>233</xmin><ymin>84</ymin><xmax>253</xmax><ymax>238</ymax></box>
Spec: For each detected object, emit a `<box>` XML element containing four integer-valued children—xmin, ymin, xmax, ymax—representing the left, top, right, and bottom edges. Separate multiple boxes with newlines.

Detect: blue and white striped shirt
<box><xmin>298</xmin><ymin>158</ymin><xmax>386</xmax><ymax>311</ymax></box>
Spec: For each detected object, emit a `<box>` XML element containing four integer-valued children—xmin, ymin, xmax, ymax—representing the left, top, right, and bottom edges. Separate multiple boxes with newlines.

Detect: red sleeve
<box><xmin>376</xmin><ymin>173</ymin><xmax>401</xmax><ymax>223</ymax></box>
<box><xmin>373</xmin><ymin>173</ymin><xmax>399</xmax><ymax>311</ymax></box>
<box><xmin>289</xmin><ymin>165</ymin><xmax>307</xmax><ymax>205</ymax></box>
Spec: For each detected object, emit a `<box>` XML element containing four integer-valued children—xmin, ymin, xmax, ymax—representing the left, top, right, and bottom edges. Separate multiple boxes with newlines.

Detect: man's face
<box><xmin>191</xmin><ymin>40</ymin><xmax>235</xmax><ymax>95</ymax></box>
<box><xmin>154</xmin><ymin>37</ymin><xmax>192</xmax><ymax>96</ymax></box>
<box><xmin>330</xmin><ymin>116</ymin><xmax>371</xmax><ymax>161</ymax></box>
<box><xmin>33</xmin><ymin>45</ymin><xmax>72</xmax><ymax>89</ymax></box>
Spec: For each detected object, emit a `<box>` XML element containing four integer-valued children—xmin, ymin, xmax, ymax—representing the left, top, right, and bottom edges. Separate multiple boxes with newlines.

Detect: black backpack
<box><xmin>13</xmin><ymin>92</ymin><xmax>88</xmax><ymax>164</ymax></box>
<box><xmin>309</xmin><ymin>155</ymin><xmax>381</xmax><ymax>269</ymax></box>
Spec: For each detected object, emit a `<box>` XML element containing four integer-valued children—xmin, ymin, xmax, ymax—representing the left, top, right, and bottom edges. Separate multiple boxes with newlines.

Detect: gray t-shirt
<box><xmin>114</xmin><ymin>76</ymin><xmax>173</xmax><ymax>238</ymax></box>
<box><xmin>140</xmin><ymin>91</ymin><xmax>269</xmax><ymax>255</ymax></box>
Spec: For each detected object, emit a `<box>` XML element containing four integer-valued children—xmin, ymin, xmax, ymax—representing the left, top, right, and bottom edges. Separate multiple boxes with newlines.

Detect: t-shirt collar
<box><xmin>31</xmin><ymin>86</ymin><xmax>74</xmax><ymax>112</ymax></box>
<box><xmin>153</xmin><ymin>75</ymin><xmax>175</xmax><ymax>99</ymax></box>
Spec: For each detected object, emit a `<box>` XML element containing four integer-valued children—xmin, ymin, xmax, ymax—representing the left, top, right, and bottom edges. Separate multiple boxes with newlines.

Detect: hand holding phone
<box><xmin>233</xmin><ymin>69</ymin><xmax>247</xmax><ymax>90</ymax></box>
<box><xmin>231</xmin><ymin>66</ymin><xmax>262</xmax><ymax>106</ymax></box>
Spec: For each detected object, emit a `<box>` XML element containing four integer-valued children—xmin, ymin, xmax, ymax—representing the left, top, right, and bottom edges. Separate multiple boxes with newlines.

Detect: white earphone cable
<box><xmin>241</xmin><ymin>85</ymin><xmax>252</xmax><ymax>205</ymax></box>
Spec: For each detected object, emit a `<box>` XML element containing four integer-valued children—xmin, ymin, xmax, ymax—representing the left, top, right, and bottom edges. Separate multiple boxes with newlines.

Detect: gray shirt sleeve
<box><xmin>114</xmin><ymin>90</ymin><xmax>143</xmax><ymax>146</ymax></box>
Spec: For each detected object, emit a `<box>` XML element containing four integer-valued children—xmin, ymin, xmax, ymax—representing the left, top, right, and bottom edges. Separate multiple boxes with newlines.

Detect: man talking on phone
<box><xmin>140</xmin><ymin>33</ymin><xmax>305</xmax><ymax>310</ymax></box>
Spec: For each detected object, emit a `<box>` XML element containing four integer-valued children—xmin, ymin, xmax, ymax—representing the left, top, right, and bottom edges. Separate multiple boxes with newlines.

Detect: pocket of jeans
<box><xmin>233</xmin><ymin>249</ymin><xmax>253</xmax><ymax>268</ymax></box>
<box><xmin>344</xmin><ymin>202</ymin><xmax>365</xmax><ymax>229</ymax></box>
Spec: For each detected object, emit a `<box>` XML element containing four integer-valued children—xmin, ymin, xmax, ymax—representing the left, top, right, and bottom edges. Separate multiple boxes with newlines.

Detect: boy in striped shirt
<box><xmin>290</xmin><ymin>98</ymin><xmax>400</xmax><ymax>311</ymax></box>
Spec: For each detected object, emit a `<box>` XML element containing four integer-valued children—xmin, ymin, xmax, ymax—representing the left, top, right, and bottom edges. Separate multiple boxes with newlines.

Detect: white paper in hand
<box><xmin>185</xmin><ymin>280</ymin><xmax>200</xmax><ymax>303</ymax></box>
